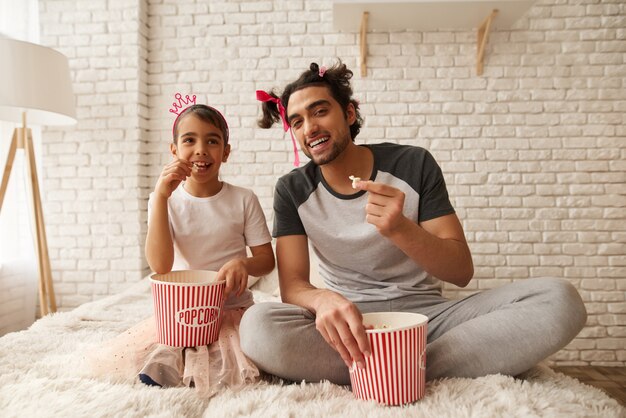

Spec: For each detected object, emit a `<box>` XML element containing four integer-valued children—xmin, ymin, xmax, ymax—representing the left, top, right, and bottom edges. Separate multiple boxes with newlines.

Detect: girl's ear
<box><xmin>170</xmin><ymin>142</ymin><xmax>178</xmax><ymax>157</ymax></box>
<box><xmin>222</xmin><ymin>144</ymin><xmax>231</xmax><ymax>163</ymax></box>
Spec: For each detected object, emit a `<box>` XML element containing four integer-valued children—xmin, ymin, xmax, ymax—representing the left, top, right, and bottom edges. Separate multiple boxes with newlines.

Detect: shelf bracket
<box><xmin>476</xmin><ymin>9</ymin><xmax>498</xmax><ymax>76</ymax></box>
<box><xmin>360</xmin><ymin>11</ymin><xmax>369</xmax><ymax>77</ymax></box>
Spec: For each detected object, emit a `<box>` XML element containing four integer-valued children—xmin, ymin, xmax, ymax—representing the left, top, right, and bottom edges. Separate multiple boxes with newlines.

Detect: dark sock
<box><xmin>138</xmin><ymin>373</ymin><xmax>162</xmax><ymax>387</ymax></box>
<box><xmin>137</xmin><ymin>345</ymin><xmax>185</xmax><ymax>387</ymax></box>
<box><xmin>138</xmin><ymin>359</ymin><xmax>184</xmax><ymax>387</ymax></box>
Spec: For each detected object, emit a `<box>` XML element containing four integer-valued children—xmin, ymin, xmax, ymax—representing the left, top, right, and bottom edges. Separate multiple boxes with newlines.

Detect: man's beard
<box><xmin>303</xmin><ymin>134</ymin><xmax>350</xmax><ymax>166</ymax></box>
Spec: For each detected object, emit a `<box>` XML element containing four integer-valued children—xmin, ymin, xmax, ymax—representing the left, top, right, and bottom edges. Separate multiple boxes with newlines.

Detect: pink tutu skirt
<box><xmin>86</xmin><ymin>307</ymin><xmax>259</xmax><ymax>398</ymax></box>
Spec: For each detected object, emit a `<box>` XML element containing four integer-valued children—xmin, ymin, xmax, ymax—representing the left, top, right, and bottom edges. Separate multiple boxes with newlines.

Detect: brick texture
<box><xmin>37</xmin><ymin>0</ymin><xmax>625</xmax><ymax>366</ymax></box>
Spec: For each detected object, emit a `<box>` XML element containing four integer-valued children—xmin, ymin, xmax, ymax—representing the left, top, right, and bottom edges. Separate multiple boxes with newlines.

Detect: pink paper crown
<box><xmin>169</xmin><ymin>93</ymin><xmax>197</xmax><ymax>115</ymax></box>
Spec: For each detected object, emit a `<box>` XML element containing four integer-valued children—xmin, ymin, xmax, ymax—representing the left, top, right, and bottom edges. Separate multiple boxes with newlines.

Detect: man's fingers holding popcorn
<box><xmin>354</xmin><ymin>180</ymin><xmax>400</xmax><ymax>198</ymax></box>
<box><xmin>356</xmin><ymin>180</ymin><xmax>407</xmax><ymax>236</ymax></box>
<box><xmin>348</xmin><ymin>175</ymin><xmax>361</xmax><ymax>189</ymax></box>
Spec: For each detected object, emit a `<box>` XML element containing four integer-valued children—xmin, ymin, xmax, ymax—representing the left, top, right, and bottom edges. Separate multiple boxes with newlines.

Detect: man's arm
<box><xmin>391</xmin><ymin>213</ymin><xmax>473</xmax><ymax>286</ymax></box>
<box><xmin>275</xmin><ymin>235</ymin><xmax>314</xmax><ymax>305</ymax></box>
<box><xmin>357</xmin><ymin>181</ymin><xmax>473</xmax><ymax>287</ymax></box>
<box><xmin>276</xmin><ymin>235</ymin><xmax>371</xmax><ymax>369</ymax></box>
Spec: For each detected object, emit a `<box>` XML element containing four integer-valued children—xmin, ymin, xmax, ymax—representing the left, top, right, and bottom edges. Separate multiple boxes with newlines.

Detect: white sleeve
<box><xmin>243</xmin><ymin>192</ymin><xmax>272</xmax><ymax>247</ymax></box>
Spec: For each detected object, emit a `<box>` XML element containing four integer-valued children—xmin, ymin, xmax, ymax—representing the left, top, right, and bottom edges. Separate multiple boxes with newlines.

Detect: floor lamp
<box><xmin>0</xmin><ymin>38</ymin><xmax>76</xmax><ymax>316</ymax></box>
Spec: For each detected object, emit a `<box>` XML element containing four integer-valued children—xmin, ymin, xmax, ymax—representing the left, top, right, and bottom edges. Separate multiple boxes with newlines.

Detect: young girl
<box><xmin>89</xmin><ymin>97</ymin><xmax>275</xmax><ymax>398</ymax></box>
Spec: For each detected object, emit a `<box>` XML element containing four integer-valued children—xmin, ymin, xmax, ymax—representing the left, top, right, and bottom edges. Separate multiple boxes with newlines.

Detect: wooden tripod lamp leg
<box><xmin>2</xmin><ymin>127</ymin><xmax>49</xmax><ymax>316</ymax></box>
<box><xmin>1</xmin><ymin>119</ymin><xmax>56</xmax><ymax>316</ymax></box>
<box><xmin>21</xmin><ymin>117</ymin><xmax>57</xmax><ymax>315</ymax></box>
<box><xmin>20</xmin><ymin>126</ymin><xmax>48</xmax><ymax>317</ymax></box>
<box><xmin>0</xmin><ymin>130</ymin><xmax>19</xmax><ymax>212</ymax></box>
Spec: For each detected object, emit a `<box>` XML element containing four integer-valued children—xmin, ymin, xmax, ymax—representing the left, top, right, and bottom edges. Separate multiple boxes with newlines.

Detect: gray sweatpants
<box><xmin>239</xmin><ymin>278</ymin><xmax>586</xmax><ymax>384</ymax></box>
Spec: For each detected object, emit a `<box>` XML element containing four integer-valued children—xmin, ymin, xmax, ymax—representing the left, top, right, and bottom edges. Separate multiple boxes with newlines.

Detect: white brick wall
<box><xmin>37</xmin><ymin>0</ymin><xmax>625</xmax><ymax>366</ymax></box>
<box><xmin>39</xmin><ymin>0</ymin><xmax>148</xmax><ymax>304</ymax></box>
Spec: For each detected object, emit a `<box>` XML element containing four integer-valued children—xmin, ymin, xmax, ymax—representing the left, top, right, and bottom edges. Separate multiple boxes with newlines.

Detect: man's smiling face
<box><xmin>287</xmin><ymin>86</ymin><xmax>356</xmax><ymax>166</ymax></box>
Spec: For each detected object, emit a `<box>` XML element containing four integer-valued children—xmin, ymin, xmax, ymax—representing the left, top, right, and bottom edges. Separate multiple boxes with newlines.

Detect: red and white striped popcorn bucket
<box><xmin>349</xmin><ymin>312</ymin><xmax>428</xmax><ymax>406</ymax></box>
<box><xmin>150</xmin><ymin>270</ymin><xmax>226</xmax><ymax>347</ymax></box>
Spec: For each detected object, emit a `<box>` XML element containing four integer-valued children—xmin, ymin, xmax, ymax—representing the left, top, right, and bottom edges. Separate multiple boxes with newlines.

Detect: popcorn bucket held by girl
<box><xmin>150</xmin><ymin>270</ymin><xmax>226</xmax><ymax>347</ymax></box>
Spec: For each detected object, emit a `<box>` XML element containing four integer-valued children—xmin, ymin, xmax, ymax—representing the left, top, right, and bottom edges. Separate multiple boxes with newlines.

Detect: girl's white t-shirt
<box><xmin>148</xmin><ymin>182</ymin><xmax>272</xmax><ymax>308</ymax></box>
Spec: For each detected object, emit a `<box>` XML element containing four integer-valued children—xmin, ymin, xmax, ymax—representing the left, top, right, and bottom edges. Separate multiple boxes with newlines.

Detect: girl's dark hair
<box><xmin>257</xmin><ymin>61</ymin><xmax>363</xmax><ymax>141</ymax></box>
<box><xmin>173</xmin><ymin>105</ymin><xmax>229</xmax><ymax>145</ymax></box>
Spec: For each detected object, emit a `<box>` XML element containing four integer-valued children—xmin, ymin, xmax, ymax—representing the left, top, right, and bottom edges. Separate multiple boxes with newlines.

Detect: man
<box><xmin>240</xmin><ymin>61</ymin><xmax>587</xmax><ymax>384</ymax></box>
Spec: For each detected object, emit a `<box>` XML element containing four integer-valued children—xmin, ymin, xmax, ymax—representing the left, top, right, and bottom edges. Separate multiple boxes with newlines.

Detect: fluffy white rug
<box><xmin>0</xmin><ymin>280</ymin><xmax>622</xmax><ymax>418</ymax></box>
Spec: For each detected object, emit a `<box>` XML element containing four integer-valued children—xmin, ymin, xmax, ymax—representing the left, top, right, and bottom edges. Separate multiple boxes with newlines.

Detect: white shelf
<box><xmin>333</xmin><ymin>0</ymin><xmax>537</xmax><ymax>76</ymax></box>
<box><xmin>333</xmin><ymin>0</ymin><xmax>536</xmax><ymax>32</ymax></box>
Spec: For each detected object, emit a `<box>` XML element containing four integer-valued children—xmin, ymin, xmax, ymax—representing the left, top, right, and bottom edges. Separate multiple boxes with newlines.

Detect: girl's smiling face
<box><xmin>171</xmin><ymin>113</ymin><xmax>230</xmax><ymax>187</ymax></box>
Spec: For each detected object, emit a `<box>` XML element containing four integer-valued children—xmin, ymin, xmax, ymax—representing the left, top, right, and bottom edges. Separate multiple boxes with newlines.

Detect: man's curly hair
<box><xmin>257</xmin><ymin>60</ymin><xmax>363</xmax><ymax>141</ymax></box>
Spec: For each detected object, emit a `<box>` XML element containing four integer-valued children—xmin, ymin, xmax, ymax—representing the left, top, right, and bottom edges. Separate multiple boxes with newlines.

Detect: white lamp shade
<box><xmin>0</xmin><ymin>38</ymin><xmax>76</xmax><ymax>126</ymax></box>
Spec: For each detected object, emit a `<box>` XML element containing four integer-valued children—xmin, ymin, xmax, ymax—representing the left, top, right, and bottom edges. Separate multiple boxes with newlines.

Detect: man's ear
<box><xmin>222</xmin><ymin>144</ymin><xmax>231</xmax><ymax>162</ymax></box>
<box><xmin>170</xmin><ymin>142</ymin><xmax>178</xmax><ymax>157</ymax></box>
<box><xmin>346</xmin><ymin>102</ymin><xmax>357</xmax><ymax>126</ymax></box>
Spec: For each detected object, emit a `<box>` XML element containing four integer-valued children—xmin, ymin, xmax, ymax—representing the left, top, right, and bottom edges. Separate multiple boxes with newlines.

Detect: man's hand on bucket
<box><xmin>314</xmin><ymin>291</ymin><xmax>371</xmax><ymax>369</ymax></box>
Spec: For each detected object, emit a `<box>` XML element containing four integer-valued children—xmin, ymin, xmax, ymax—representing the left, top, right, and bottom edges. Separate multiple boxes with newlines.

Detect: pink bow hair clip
<box><xmin>318</xmin><ymin>66</ymin><xmax>327</xmax><ymax>78</ymax></box>
<box><xmin>256</xmin><ymin>90</ymin><xmax>300</xmax><ymax>167</ymax></box>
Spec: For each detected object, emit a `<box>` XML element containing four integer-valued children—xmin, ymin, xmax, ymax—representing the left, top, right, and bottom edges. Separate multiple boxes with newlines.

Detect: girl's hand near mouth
<box><xmin>154</xmin><ymin>158</ymin><xmax>193</xmax><ymax>199</ymax></box>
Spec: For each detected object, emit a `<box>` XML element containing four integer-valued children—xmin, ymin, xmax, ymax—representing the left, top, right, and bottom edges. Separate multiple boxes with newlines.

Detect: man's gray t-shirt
<box><xmin>272</xmin><ymin>143</ymin><xmax>455</xmax><ymax>302</ymax></box>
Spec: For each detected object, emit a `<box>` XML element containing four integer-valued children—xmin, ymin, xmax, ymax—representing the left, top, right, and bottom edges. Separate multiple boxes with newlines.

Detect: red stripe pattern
<box><xmin>349</xmin><ymin>323</ymin><xmax>427</xmax><ymax>405</ymax></box>
<box><xmin>151</xmin><ymin>271</ymin><xmax>225</xmax><ymax>347</ymax></box>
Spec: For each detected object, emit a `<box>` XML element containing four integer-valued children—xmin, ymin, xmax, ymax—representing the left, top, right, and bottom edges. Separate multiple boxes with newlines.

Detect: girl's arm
<box><xmin>243</xmin><ymin>242</ymin><xmax>275</xmax><ymax>277</ymax></box>
<box><xmin>145</xmin><ymin>194</ymin><xmax>174</xmax><ymax>274</ymax></box>
<box><xmin>145</xmin><ymin>159</ymin><xmax>192</xmax><ymax>274</ymax></box>
<box><xmin>218</xmin><ymin>242</ymin><xmax>275</xmax><ymax>297</ymax></box>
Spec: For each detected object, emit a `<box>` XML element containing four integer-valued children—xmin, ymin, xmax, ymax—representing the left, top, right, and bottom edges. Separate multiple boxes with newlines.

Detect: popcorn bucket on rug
<box><xmin>349</xmin><ymin>312</ymin><xmax>428</xmax><ymax>406</ymax></box>
<box><xmin>150</xmin><ymin>270</ymin><xmax>226</xmax><ymax>347</ymax></box>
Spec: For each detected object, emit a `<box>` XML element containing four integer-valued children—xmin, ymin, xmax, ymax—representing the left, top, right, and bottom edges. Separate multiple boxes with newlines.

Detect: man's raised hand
<box><xmin>355</xmin><ymin>180</ymin><xmax>409</xmax><ymax>237</ymax></box>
